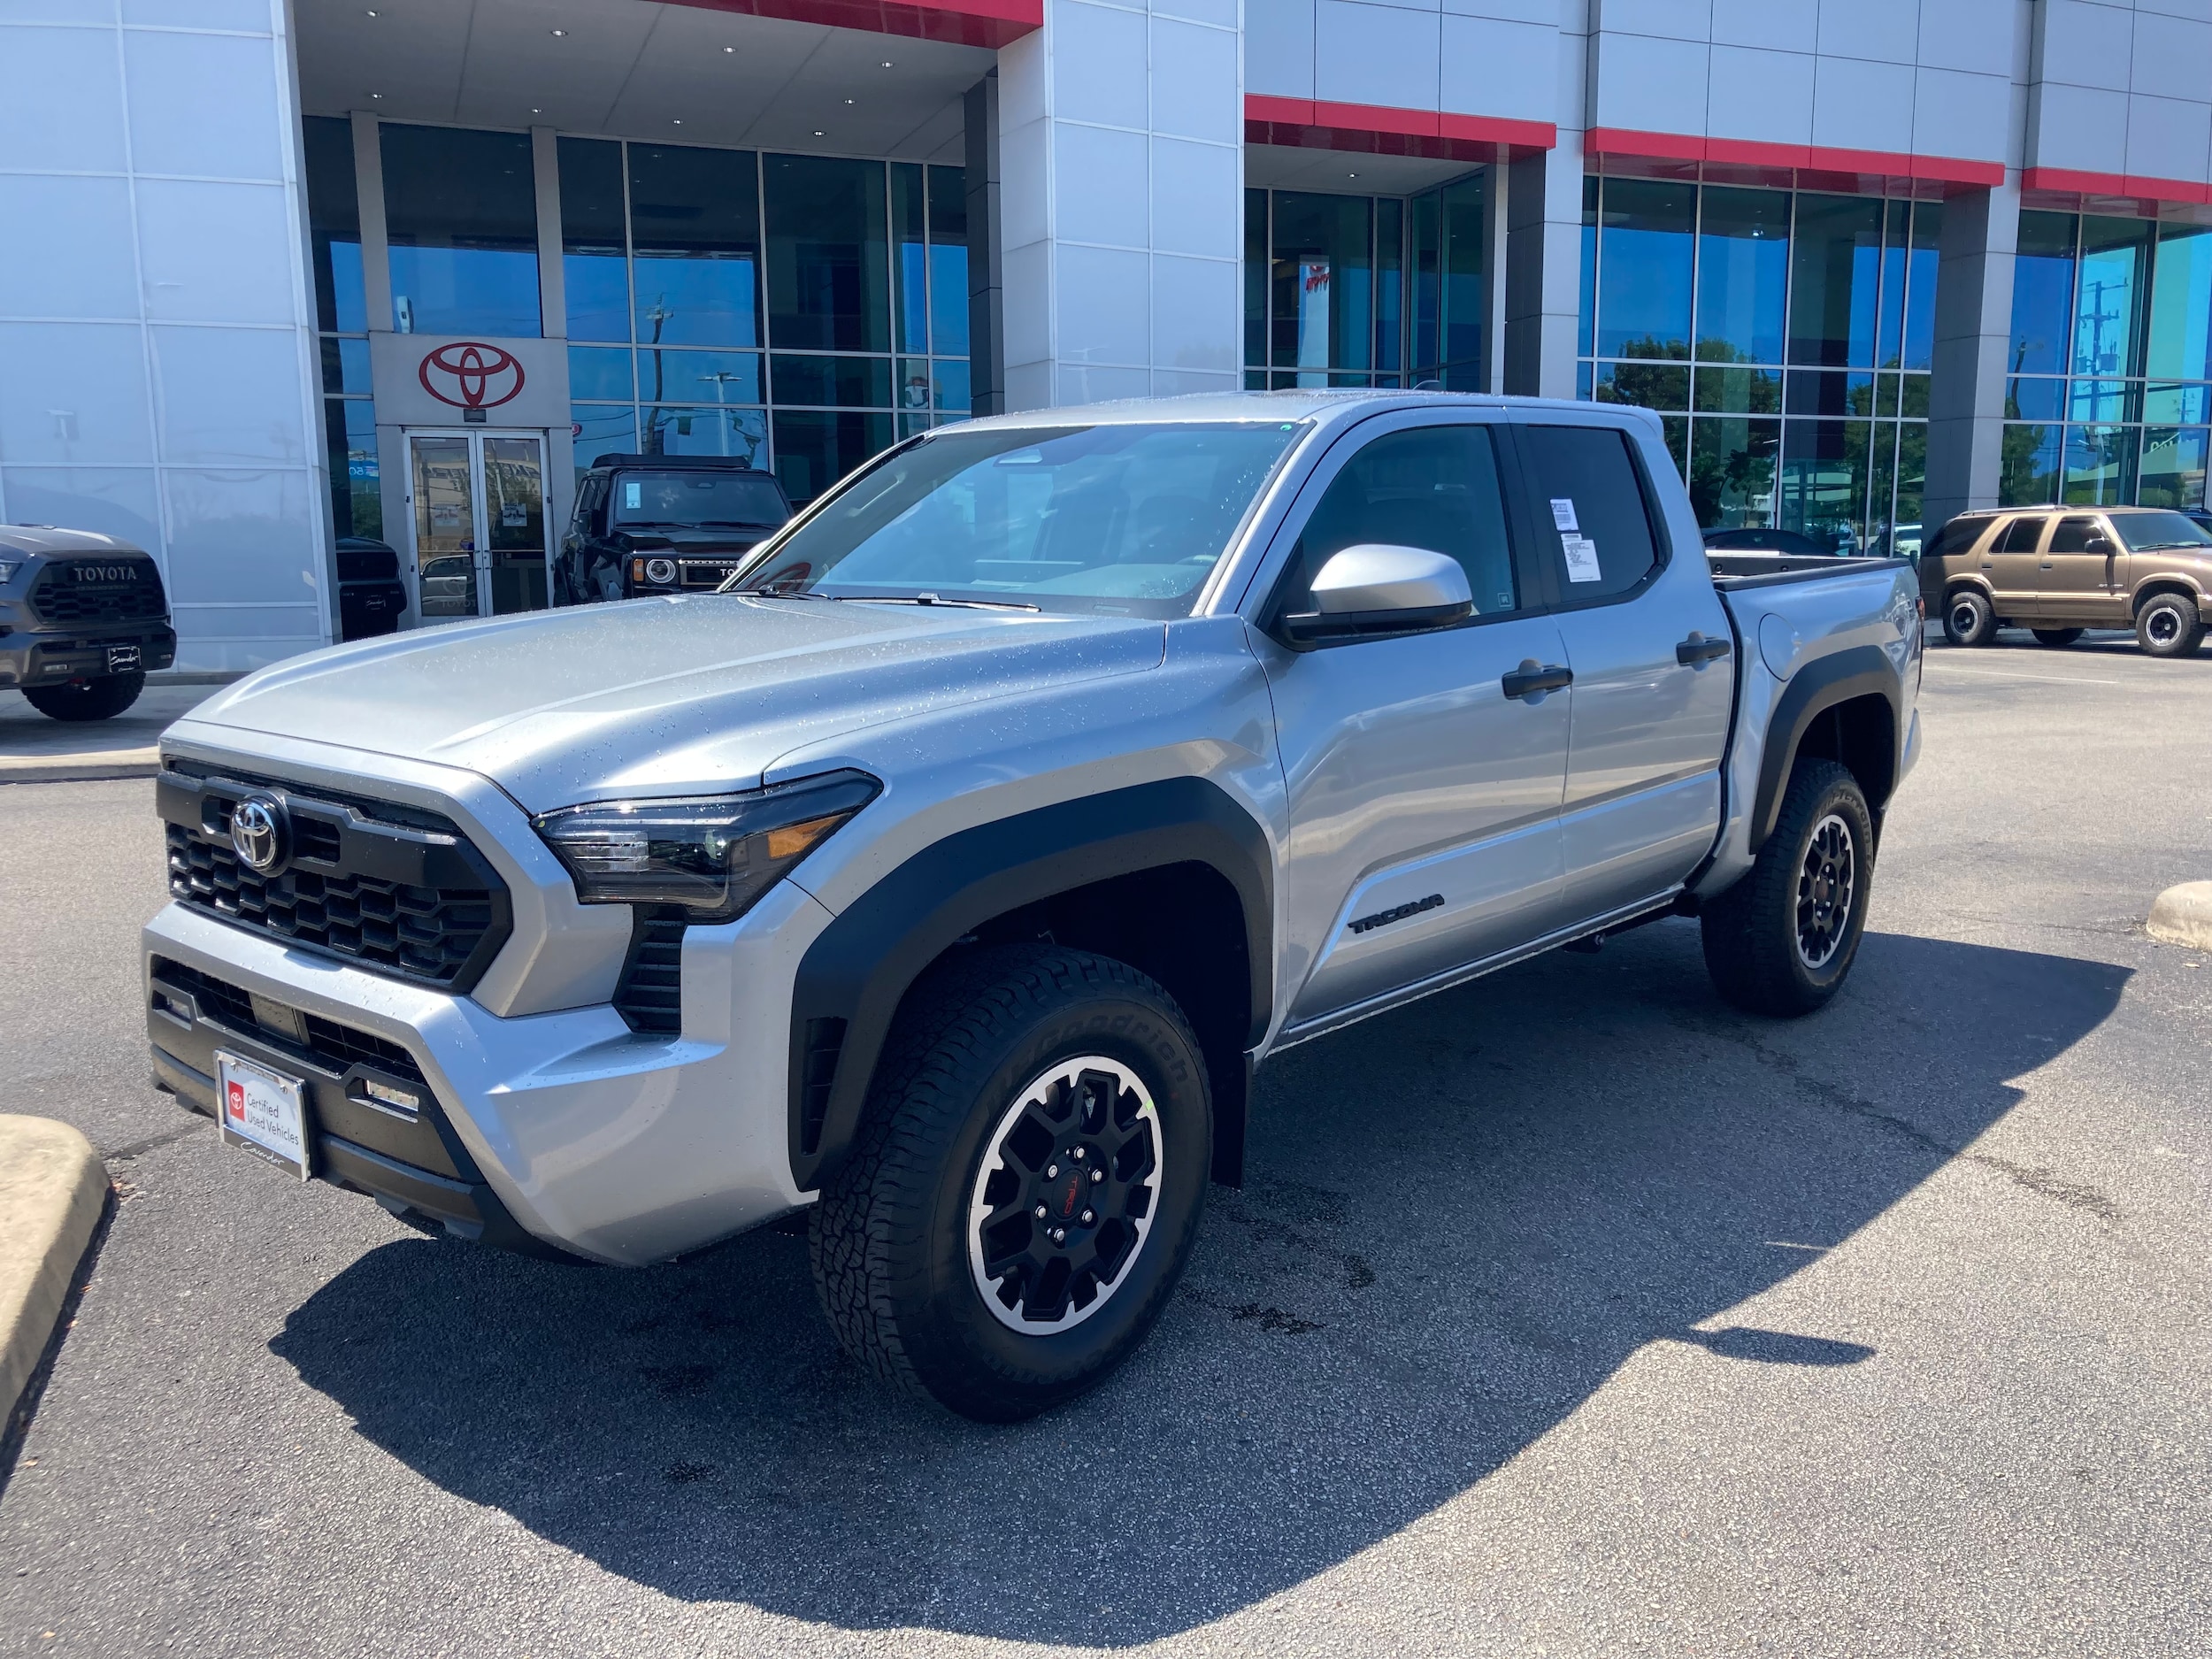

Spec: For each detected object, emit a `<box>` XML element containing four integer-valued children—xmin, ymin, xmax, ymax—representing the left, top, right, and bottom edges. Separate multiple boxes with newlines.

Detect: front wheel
<box><xmin>2135</xmin><ymin>592</ymin><xmax>2206</xmax><ymax>658</ymax></box>
<box><xmin>1701</xmin><ymin>758</ymin><xmax>1875</xmax><ymax>1018</ymax></box>
<box><xmin>2032</xmin><ymin>627</ymin><xmax>2085</xmax><ymax>648</ymax></box>
<box><xmin>22</xmin><ymin>671</ymin><xmax>144</xmax><ymax>721</ymax></box>
<box><xmin>1943</xmin><ymin>589</ymin><xmax>1998</xmax><ymax>647</ymax></box>
<box><xmin>810</xmin><ymin>946</ymin><xmax>1212</xmax><ymax>1422</ymax></box>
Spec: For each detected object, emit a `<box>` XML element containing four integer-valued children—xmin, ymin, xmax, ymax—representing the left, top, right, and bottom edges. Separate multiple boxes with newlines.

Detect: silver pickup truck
<box><xmin>143</xmin><ymin>391</ymin><xmax>1921</xmax><ymax>1420</ymax></box>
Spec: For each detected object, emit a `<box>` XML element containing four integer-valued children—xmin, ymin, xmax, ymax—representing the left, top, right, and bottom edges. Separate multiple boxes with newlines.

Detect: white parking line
<box><xmin>1921</xmin><ymin>661</ymin><xmax>2123</xmax><ymax>686</ymax></box>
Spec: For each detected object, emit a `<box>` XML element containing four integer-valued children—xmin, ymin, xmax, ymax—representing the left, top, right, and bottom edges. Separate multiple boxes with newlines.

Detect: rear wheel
<box><xmin>2135</xmin><ymin>591</ymin><xmax>2205</xmax><ymax>658</ymax></box>
<box><xmin>1943</xmin><ymin>589</ymin><xmax>1997</xmax><ymax>648</ymax></box>
<box><xmin>21</xmin><ymin>671</ymin><xmax>144</xmax><ymax>721</ymax></box>
<box><xmin>1701</xmin><ymin>759</ymin><xmax>1875</xmax><ymax>1018</ymax></box>
<box><xmin>810</xmin><ymin>945</ymin><xmax>1211</xmax><ymax>1422</ymax></box>
<box><xmin>2032</xmin><ymin>627</ymin><xmax>2085</xmax><ymax>648</ymax></box>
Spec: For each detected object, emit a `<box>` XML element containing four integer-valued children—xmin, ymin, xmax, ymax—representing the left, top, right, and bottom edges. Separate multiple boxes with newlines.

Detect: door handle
<box><xmin>1676</xmin><ymin>632</ymin><xmax>1732</xmax><ymax>665</ymax></box>
<box><xmin>1502</xmin><ymin>660</ymin><xmax>1572</xmax><ymax>700</ymax></box>
<box><xmin>2039</xmin><ymin>562</ymin><xmax>2054</xmax><ymax>570</ymax></box>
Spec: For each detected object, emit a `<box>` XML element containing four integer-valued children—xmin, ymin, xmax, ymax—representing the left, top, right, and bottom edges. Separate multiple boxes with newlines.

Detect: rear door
<box><xmin>1982</xmin><ymin>513</ymin><xmax>2048</xmax><ymax>617</ymax></box>
<box><xmin>1509</xmin><ymin>415</ymin><xmax>1736</xmax><ymax>920</ymax></box>
<box><xmin>1257</xmin><ymin>413</ymin><xmax>1576</xmax><ymax>1026</ymax></box>
<box><xmin>2039</xmin><ymin>512</ymin><xmax>2124</xmax><ymax>622</ymax></box>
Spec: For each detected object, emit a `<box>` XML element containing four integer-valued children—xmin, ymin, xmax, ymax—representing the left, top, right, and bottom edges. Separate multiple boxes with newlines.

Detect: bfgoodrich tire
<box><xmin>1942</xmin><ymin>588</ymin><xmax>1998</xmax><ymax>648</ymax></box>
<box><xmin>2134</xmin><ymin>591</ymin><xmax>2206</xmax><ymax>658</ymax></box>
<box><xmin>1701</xmin><ymin>758</ymin><xmax>1876</xmax><ymax>1018</ymax></box>
<box><xmin>810</xmin><ymin>945</ymin><xmax>1212</xmax><ymax>1422</ymax></box>
<box><xmin>21</xmin><ymin>671</ymin><xmax>144</xmax><ymax>721</ymax></box>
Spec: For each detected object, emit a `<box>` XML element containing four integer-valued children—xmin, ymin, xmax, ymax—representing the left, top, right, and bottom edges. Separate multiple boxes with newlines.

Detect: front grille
<box><xmin>614</xmin><ymin>908</ymin><xmax>687</xmax><ymax>1033</ymax></box>
<box><xmin>166</xmin><ymin>826</ymin><xmax>496</xmax><ymax>985</ymax></box>
<box><xmin>31</xmin><ymin>564</ymin><xmax>167</xmax><ymax>624</ymax></box>
<box><xmin>151</xmin><ymin>958</ymin><xmax>427</xmax><ymax>1086</ymax></box>
<box><xmin>157</xmin><ymin>766</ymin><xmax>511</xmax><ymax>992</ymax></box>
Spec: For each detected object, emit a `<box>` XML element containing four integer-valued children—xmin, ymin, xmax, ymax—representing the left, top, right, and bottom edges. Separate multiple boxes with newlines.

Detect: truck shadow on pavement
<box><xmin>270</xmin><ymin>923</ymin><xmax>2127</xmax><ymax>1645</ymax></box>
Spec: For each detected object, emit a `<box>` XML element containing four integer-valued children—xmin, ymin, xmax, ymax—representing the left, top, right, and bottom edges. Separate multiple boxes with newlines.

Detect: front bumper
<box><xmin>0</xmin><ymin>624</ymin><xmax>176</xmax><ymax>687</ymax></box>
<box><xmin>143</xmin><ymin>872</ymin><xmax>837</xmax><ymax>1267</ymax></box>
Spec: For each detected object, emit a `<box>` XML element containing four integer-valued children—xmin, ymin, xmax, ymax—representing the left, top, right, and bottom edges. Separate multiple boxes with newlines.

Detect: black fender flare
<box><xmin>786</xmin><ymin>777</ymin><xmax>1274</xmax><ymax>1192</ymax></box>
<box><xmin>1749</xmin><ymin>644</ymin><xmax>1902</xmax><ymax>854</ymax></box>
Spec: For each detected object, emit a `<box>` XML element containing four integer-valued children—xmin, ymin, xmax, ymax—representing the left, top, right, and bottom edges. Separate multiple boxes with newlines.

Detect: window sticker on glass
<box><xmin>1550</xmin><ymin>497</ymin><xmax>1579</xmax><ymax>533</ymax></box>
<box><xmin>624</xmin><ymin>481</ymin><xmax>642</xmax><ymax>510</ymax></box>
<box><xmin>1562</xmin><ymin>535</ymin><xmax>1602</xmax><ymax>583</ymax></box>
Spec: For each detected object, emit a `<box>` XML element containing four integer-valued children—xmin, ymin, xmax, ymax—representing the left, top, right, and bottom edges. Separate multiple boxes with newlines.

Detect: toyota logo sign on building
<box><xmin>417</xmin><ymin>341</ymin><xmax>525</xmax><ymax>411</ymax></box>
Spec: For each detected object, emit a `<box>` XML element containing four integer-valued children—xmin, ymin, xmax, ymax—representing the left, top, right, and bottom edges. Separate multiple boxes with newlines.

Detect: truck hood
<box><xmin>171</xmin><ymin>596</ymin><xmax>1166</xmax><ymax>811</ymax></box>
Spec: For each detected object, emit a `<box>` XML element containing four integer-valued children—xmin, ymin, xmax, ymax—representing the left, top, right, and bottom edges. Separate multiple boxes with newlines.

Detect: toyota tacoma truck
<box><xmin>2</xmin><ymin>526</ymin><xmax>176</xmax><ymax>718</ymax></box>
<box><xmin>142</xmin><ymin>392</ymin><xmax>1920</xmax><ymax>1421</ymax></box>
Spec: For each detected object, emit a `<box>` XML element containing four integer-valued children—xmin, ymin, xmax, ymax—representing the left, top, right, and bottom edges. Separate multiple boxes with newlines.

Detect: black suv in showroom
<box><xmin>555</xmin><ymin>454</ymin><xmax>793</xmax><ymax>605</ymax></box>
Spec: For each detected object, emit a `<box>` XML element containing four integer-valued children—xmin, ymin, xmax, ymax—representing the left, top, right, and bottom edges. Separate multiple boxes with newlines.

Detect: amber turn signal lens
<box><xmin>765</xmin><ymin>812</ymin><xmax>845</xmax><ymax>860</ymax></box>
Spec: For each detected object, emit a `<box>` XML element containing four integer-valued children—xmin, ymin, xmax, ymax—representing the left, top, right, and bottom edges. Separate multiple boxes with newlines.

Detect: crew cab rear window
<box><xmin>1275</xmin><ymin>426</ymin><xmax>1519</xmax><ymax>619</ymax></box>
<box><xmin>1519</xmin><ymin>424</ymin><xmax>1662</xmax><ymax>601</ymax></box>
<box><xmin>1994</xmin><ymin>515</ymin><xmax>2047</xmax><ymax>552</ymax></box>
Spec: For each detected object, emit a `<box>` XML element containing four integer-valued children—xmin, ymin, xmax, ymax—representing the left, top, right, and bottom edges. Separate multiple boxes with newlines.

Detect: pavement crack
<box><xmin>1669</xmin><ymin>1010</ymin><xmax>2122</xmax><ymax>1223</ymax></box>
<box><xmin>104</xmin><ymin>1122</ymin><xmax>206</xmax><ymax>1164</ymax></box>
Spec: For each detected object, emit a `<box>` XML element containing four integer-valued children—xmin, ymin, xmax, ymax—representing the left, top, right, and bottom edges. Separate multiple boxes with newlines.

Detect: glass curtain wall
<box><xmin>559</xmin><ymin>138</ymin><xmax>970</xmax><ymax>504</ymax></box>
<box><xmin>2003</xmin><ymin>209</ymin><xmax>2212</xmax><ymax>511</ymax></box>
<box><xmin>1578</xmin><ymin>173</ymin><xmax>1940</xmax><ymax>550</ymax></box>
<box><xmin>380</xmin><ymin>125</ymin><xmax>542</xmax><ymax>337</ymax></box>
<box><xmin>304</xmin><ymin>115</ymin><xmax>379</xmax><ymax>542</ymax></box>
<box><xmin>1242</xmin><ymin>175</ymin><xmax>1485</xmax><ymax>390</ymax></box>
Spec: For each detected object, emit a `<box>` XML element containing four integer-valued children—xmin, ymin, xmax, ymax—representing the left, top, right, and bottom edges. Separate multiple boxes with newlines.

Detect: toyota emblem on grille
<box><xmin>229</xmin><ymin>794</ymin><xmax>289</xmax><ymax>874</ymax></box>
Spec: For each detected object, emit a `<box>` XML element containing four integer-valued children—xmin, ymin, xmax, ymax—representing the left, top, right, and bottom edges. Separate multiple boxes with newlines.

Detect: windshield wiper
<box><xmin>727</xmin><ymin>586</ymin><xmax>829</xmax><ymax>599</ymax></box>
<box><xmin>695</xmin><ymin>519</ymin><xmax>780</xmax><ymax>529</ymax></box>
<box><xmin>2126</xmin><ymin>541</ymin><xmax>2211</xmax><ymax>551</ymax></box>
<box><xmin>832</xmin><ymin>593</ymin><xmax>1041</xmax><ymax>612</ymax></box>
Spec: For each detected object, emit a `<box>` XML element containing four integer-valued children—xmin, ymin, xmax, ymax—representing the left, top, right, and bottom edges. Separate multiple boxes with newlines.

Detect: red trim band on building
<box><xmin>669</xmin><ymin>0</ymin><xmax>1041</xmax><ymax>49</ymax></box>
<box><xmin>1586</xmin><ymin>127</ymin><xmax>2003</xmax><ymax>190</ymax></box>
<box><xmin>2022</xmin><ymin>165</ymin><xmax>2212</xmax><ymax>208</ymax></box>
<box><xmin>1247</xmin><ymin>94</ymin><xmax>1556</xmax><ymax>162</ymax></box>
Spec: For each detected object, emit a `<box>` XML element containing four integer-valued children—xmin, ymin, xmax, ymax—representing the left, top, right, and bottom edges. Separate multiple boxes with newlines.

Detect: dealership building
<box><xmin>5</xmin><ymin>0</ymin><xmax>2212</xmax><ymax>668</ymax></box>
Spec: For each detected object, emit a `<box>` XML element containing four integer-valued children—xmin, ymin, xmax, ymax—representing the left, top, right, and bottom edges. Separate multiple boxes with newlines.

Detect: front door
<box><xmin>405</xmin><ymin>431</ymin><xmax>550</xmax><ymax>621</ymax></box>
<box><xmin>1981</xmin><ymin>512</ymin><xmax>2049</xmax><ymax>618</ymax></box>
<box><xmin>1258</xmin><ymin>417</ymin><xmax>1575</xmax><ymax>1029</ymax></box>
<box><xmin>2038</xmin><ymin>512</ymin><xmax>2125</xmax><ymax>622</ymax></box>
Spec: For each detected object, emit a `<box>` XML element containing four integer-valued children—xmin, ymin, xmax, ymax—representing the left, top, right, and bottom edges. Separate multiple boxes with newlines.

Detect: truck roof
<box><xmin>948</xmin><ymin>388</ymin><xmax>1660</xmax><ymax>439</ymax></box>
<box><xmin>0</xmin><ymin>525</ymin><xmax>151</xmax><ymax>557</ymax></box>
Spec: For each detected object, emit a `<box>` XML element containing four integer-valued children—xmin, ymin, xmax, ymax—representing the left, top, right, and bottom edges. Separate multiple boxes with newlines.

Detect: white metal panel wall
<box><xmin>2028</xmin><ymin>0</ymin><xmax>2212</xmax><ymax>189</ymax></box>
<box><xmin>0</xmin><ymin>0</ymin><xmax>331</xmax><ymax>672</ymax></box>
<box><xmin>998</xmin><ymin>0</ymin><xmax>1245</xmax><ymax>407</ymax></box>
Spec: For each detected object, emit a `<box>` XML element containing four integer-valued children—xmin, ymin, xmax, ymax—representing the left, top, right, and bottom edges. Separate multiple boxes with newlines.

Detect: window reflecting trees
<box><xmin>2004</xmin><ymin>210</ymin><xmax>2212</xmax><ymax>511</ymax></box>
<box><xmin>1578</xmin><ymin>172</ymin><xmax>1939</xmax><ymax>549</ymax></box>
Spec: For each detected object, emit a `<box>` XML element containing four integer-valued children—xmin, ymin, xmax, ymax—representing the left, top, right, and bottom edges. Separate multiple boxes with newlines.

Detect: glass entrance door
<box><xmin>405</xmin><ymin>431</ymin><xmax>550</xmax><ymax>620</ymax></box>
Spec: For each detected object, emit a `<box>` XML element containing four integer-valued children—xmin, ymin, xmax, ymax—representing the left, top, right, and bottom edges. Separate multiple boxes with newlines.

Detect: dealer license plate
<box><xmin>216</xmin><ymin>1051</ymin><xmax>311</xmax><ymax>1180</ymax></box>
<box><xmin>106</xmin><ymin>644</ymin><xmax>141</xmax><ymax>672</ymax></box>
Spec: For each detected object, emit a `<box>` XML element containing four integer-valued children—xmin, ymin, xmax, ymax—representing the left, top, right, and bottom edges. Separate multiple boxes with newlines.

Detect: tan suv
<box><xmin>1922</xmin><ymin>505</ymin><xmax>2212</xmax><ymax>657</ymax></box>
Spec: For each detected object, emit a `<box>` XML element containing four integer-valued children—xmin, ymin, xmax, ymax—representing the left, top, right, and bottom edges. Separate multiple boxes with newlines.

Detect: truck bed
<box><xmin>1706</xmin><ymin>551</ymin><xmax>1915</xmax><ymax>589</ymax></box>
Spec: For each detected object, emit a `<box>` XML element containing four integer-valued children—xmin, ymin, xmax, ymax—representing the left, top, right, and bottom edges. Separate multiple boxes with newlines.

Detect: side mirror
<box><xmin>1279</xmin><ymin>544</ymin><xmax>1474</xmax><ymax>644</ymax></box>
<box><xmin>2086</xmin><ymin>535</ymin><xmax>2112</xmax><ymax>552</ymax></box>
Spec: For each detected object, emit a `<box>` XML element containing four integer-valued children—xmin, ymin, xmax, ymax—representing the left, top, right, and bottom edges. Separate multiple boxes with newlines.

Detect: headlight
<box><xmin>531</xmin><ymin>770</ymin><xmax>879</xmax><ymax>921</ymax></box>
<box><xmin>641</xmin><ymin>557</ymin><xmax>678</xmax><ymax>586</ymax></box>
<box><xmin>0</xmin><ymin>560</ymin><xmax>18</xmax><ymax>584</ymax></box>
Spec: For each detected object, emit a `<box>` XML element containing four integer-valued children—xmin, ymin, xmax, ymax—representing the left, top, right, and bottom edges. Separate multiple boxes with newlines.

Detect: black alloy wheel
<box><xmin>2135</xmin><ymin>591</ymin><xmax>2206</xmax><ymax>658</ymax></box>
<box><xmin>1943</xmin><ymin>589</ymin><xmax>1997</xmax><ymax>648</ymax></box>
<box><xmin>1701</xmin><ymin>758</ymin><xmax>1876</xmax><ymax>1018</ymax></box>
<box><xmin>810</xmin><ymin>945</ymin><xmax>1211</xmax><ymax>1422</ymax></box>
<box><xmin>1793</xmin><ymin>812</ymin><xmax>1857</xmax><ymax>972</ymax></box>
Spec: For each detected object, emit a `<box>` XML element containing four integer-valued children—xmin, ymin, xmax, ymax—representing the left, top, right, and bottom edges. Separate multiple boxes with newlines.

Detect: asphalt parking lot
<box><xmin>2</xmin><ymin>632</ymin><xmax>2208</xmax><ymax>1656</ymax></box>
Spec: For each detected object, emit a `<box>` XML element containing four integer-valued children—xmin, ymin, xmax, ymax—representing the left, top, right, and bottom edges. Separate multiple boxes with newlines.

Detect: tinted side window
<box><xmin>1995</xmin><ymin>515</ymin><xmax>2047</xmax><ymax>552</ymax></box>
<box><xmin>1277</xmin><ymin>426</ymin><xmax>1519</xmax><ymax>618</ymax></box>
<box><xmin>1519</xmin><ymin>424</ymin><xmax>1663</xmax><ymax>601</ymax></box>
<box><xmin>2048</xmin><ymin>515</ymin><xmax>2101</xmax><ymax>552</ymax></box>
<box><xmin>1927</xmin><ymin>517</ymin><xmax>1988</xmax><ymax>557</ymax></box>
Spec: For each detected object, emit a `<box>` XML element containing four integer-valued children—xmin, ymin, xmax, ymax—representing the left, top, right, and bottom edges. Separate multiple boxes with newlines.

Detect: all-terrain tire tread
<box><xmin>808</xmin><ymin>945</ymin><xmax>1198</xmax><ymax>1408</ymax></box>
<box><xmin>1701</xmin><ymin>758</ymin><xmax>1867</xmax><ymax>1018</ymax></box>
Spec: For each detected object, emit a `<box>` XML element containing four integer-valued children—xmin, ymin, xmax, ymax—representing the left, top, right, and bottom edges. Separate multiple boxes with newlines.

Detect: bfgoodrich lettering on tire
<box><xmin>809</xmin><ymin>945</ymin><xmax>1211</xmax><ymax>1422</ymax></box>
<box><xmin>1701</xmin><ymin>758</ymin><xmax>1876</xmax><ymax>1018</ymax></box>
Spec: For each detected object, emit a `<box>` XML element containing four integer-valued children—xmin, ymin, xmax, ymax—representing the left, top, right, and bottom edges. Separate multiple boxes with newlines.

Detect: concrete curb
<box><xmin>0</xmin><ymin>1117</ymin><xmax>109</xmax><ymax>1423</ymax></box>
<box><xmin>2147</xmin><ymin>882</ymin><xmax>2212</xmax><ymax>949</ymax></box>
<box><xmin>0</xmin><ymin>750</ymin><xmax>159</xmax><ymax>785</ymax></box>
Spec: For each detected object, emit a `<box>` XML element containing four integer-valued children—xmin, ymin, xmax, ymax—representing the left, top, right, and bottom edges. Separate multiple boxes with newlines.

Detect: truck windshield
<box><xmin>2111</xmin><ymin>511</ymin><xmax>2212</xmax><ymax>551</ymax></box>
<box><xmin>611</xmin><ymin>472</ymin><xmax>787</xmax><ymax>529</ymax></box>
<box><xmin>731</xmin><ymin>421</ymin><xmax>1306</xmax><ymax>617</ymax></box>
